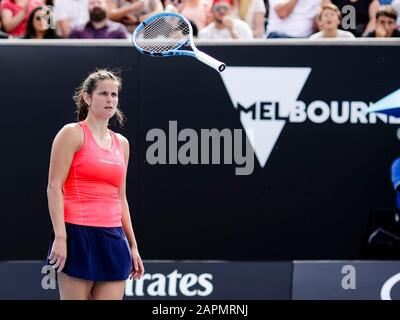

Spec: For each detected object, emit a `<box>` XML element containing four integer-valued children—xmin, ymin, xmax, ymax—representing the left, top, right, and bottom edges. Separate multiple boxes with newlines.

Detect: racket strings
<box><xmin>140</xmin><ymin>18</ymin><xmax>188</xmax><ymax>51</ymax></box>
<box><xmin>135</xmin><ymin>16</ymin><xmax>190</xmax><ymax>53</ymax></box>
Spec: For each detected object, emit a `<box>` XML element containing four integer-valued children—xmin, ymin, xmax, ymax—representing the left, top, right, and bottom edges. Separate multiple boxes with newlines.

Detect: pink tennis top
<box><xmin>63</xmin><ymin>121</ymin><xmax>126</xmax><ymax>227</ymax></box>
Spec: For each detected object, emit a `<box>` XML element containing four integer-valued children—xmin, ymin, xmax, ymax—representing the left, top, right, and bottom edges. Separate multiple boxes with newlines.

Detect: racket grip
<box><xmin>196</xmin><ymin>51</ymin><xmax>226</xmax><ymax>72</ymax></box>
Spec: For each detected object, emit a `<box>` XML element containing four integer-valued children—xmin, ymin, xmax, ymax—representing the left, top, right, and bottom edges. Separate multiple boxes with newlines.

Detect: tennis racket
<box><xmin>132</xmin><ymin>12</ymin><xmax>226</xmax><ymax>73</ymax></box>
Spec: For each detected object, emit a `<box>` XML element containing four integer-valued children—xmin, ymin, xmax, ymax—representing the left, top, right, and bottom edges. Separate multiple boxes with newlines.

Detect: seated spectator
<box><xmin>0</xmin><ymin>0</ymin><xmax>43</xmax><ymax>37</ymax></box>
<box><xmin>198</xmin><ymin>0</ymin><xmax>253</xmax><ymax>39</ymax></box>
<box><xmin>266</xmin><ymin>0</ymin><xmax>327</xmax><ymax>38</ymax></box>
<box><xmin>54</xmin><ymin>0</ymin><xmax>89</xmax><ymax>38</ymax></box>
<box><xmin>70</xmin><ymin>0</ymin><xmax>128</xmax><ymax>39</ymax></box>
<box><xmin>331</xmin><ymin>0</ymin><xmax>380</xmax><ymax>36</ymax></box>
<box><xmin>310</xmin><ymin>3</ymin><xmax>355</xmax><ymax>38</ymax></box>
<box><xmin>24</xmin><ymin>5</ymin><xmax>60</xmax><ymax>38</ymax></box>
<box><xmin>232</xmin><ymin>0</ymin><xmax>266</xmax><ymax>38</ymax></box>
<box><xmin>364</xmin><ymin>5</ymin><xmax>400</xmax><ymax>37</ymax></box>
<box><xmin>106</xmin><ymin>0</ymin><xmax>163</xmax><ymax>33</ymax></box>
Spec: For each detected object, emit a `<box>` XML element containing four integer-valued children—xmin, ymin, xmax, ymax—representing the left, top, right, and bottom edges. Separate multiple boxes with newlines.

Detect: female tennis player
<box><xmin>46</xmin><ymin>69</ymin><xmax>144</xmax><ymax>300</ymax></box>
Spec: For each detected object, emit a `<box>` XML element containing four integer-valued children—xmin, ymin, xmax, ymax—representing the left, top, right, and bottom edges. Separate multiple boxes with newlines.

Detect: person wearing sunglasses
<box><xmin>198</xmin><ymin>0</ymin><xmax>253</xmax><ymax>39</ymax></box>
<box><xmin>0</xmin><ymin>0</ymin><xmax>44</xmax><ymax>37</ymax></box>
<box><xmin>24</xmin><ymin>5</ymin><xmax>60</xmax><ymax>38</ymax></box>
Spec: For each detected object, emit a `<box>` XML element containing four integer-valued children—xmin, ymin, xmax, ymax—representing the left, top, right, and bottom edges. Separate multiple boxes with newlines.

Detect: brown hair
<box><xmin>318</xmin><ymin>3</ymin><xmax>341</xmax><ymax>21</ymax></box>
<box><xmin>73</xmin><ymin>69</ymin><xmax>125</xmax><ymax>126</ymax></box>
<box><xmin>376</xmin><ymin>5</ymin><xmax>397</xmax><ymax>21</ymax></box>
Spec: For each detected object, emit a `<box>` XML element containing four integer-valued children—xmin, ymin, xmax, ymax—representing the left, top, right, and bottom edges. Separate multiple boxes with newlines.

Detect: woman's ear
<box><xmin>83</xmin><ymin>92</ymin><xmax>91</xmax><ymax>107</ymax></box>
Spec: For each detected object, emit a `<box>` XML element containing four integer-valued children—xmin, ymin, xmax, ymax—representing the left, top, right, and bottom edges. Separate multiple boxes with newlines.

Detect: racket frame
<box><xmin>132</xmin><ymin>12</ymin><xmax>226</xmax><ymax>72</ymax></box>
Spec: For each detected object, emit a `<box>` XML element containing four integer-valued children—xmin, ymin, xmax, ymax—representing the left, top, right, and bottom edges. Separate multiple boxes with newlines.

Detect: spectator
<box><xmin>232</xmin><ymin>0</ymin><xmax>266</xmax><ymax>38</ymax></box>
<box><xmin>310</xmin><ymin>3</ymin><xmax>355</xmax><ymax>38</ymax></box>
<box><xmin>331</xmin><ymin>0</ymin><xmax>380</xmax><ymax>36</ymax></box>
<box><xmin>106</xmin><ymin>0</ymin><xmax>163</xmax><ymax>33</ymax></box>
<box><xmin>24</xmin><ymin>5</ymin><xmax>60</xmax><ymax>38</ymax></box>
<box><xmin>0</xmin><ymin>0</ymin><xmax>43</xmax><ymax>37</ymax></box>
<box><xmin>198</xmin><ymin>0</ymin><xmax>253</xmax><ymax>39</ymax></box>
<box><xmin>70</xmin><ymin>0</ymin><xmax>128</xmax><ymax>38</ymax></box>
<box><xmin>54</xmin><ymin>0</ymin><xmax>89</xmax><ymax>38</ymax></box>
<box><xmin>364</xmin><ymin>4</ymin><xmax>400</xmax><ymax>36</ymax></box>
<box><xmin>266</xmin><ymin>0</ymin><xmax>327</xmax><ymax>38</ymax></box>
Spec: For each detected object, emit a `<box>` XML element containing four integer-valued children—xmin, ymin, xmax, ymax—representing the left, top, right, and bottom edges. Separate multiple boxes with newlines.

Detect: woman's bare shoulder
<box><xmin>57</xmin><ymin>122</ymin><xmax>83</xmax><ymax>137</ymax></box>
<box><xmin>54</xmin><ymin>123</ymin><xmax>84</xmax><ymax>151</ymax></box>
<box><xmin>115</xmin><ymin>133</ymin><xmax>129</xmax><ymax>145</ymax></box>
<box><xmin>115</xmin><ymin>133</ymin><xmax>130</xmax><ymax>154</ymax></box>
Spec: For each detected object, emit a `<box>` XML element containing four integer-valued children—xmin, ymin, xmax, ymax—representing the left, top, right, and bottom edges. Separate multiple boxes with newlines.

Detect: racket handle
<box><xmin>196</xmin><ymin>51</ymin><xmax>226</xmax><ymax>73</ymax></box>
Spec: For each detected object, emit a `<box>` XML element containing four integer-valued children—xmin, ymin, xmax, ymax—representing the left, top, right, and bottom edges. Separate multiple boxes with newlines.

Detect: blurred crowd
<box><xmin>0</xmin><ymin>0</ymin><xmax>399</xmax><ymax>40</ymax></box>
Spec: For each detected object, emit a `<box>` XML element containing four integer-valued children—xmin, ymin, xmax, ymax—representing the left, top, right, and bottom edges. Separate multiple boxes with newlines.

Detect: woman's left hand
<box><xmin>130</xmin><ymin>247</ymin><xmax>145</xmax><ymax>280</ymax></box>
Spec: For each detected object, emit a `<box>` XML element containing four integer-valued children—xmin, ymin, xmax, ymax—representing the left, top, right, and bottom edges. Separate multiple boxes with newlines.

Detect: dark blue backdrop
<box><xmin>0</xmin><ymin>42</ymin><xmax>399</xmax><ymax>260</ymax></box>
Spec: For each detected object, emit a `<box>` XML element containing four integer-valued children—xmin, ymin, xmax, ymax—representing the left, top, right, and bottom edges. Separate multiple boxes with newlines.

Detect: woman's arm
<box><xmin>252</xmin><ymin>11</ymin><xmax>265</xmax><ymax>38</ymax></box>
<box><xmin>56</xmin><ymin>19</ymin><xmax>70</xmax><ymax>38</ymax></box>
<box><xmin>363</xmin><ymin>0</ymin><xmax>379</xmax><ymax>36</ymax></box>
<box><xmin>47</xmin><ymin>124</ymin><xmax>82</xmax><ymax>272</ymax></box>
<box><xmin>118</xmin><ymin>134</ymin><xmax>145</xmax><ymax>280</ymax></box>
<box><xmin>274</xmin><ymin>0</ymin><xmax>299</xmax><ymax>19</ymax></box>
<box><xmin>1</xmin><ymin>5</ymin><xmax>28</xmax><ymax>33</ymax></box>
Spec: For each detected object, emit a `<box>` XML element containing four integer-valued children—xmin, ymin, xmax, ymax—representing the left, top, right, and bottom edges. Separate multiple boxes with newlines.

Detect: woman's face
<box><xmin>86</xmin><ymin>80</ymin><xmax>120</xmax><ymax>120</ymax></box>
<box><xmin>33</xmin><ymin>9</ymin><xmax>50</xmax><ymax>32</ymax></box>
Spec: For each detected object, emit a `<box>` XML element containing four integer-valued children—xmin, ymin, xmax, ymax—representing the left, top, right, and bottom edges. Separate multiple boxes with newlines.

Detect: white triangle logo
<box><xmin>221</xmin><ymin>67</ymin><xmax>311</xmax><ymax>167</ymax></box>
<box><xmin>374</xmin><ymin>88</ymin><xmax>400</xmax><ymax>109</ymax></box>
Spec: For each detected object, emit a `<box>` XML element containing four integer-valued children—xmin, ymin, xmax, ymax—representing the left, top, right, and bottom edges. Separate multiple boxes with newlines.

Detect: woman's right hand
<box><xmin>48</xmin><ymin>236</ymin><xmax>67</xmax><ymax>273</ymax></box>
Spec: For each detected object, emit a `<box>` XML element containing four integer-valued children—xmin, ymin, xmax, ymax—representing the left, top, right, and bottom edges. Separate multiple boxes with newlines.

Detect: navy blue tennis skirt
<box><xmin>46</xmin><ymin>223</ymin><xmax>132</xmax><ymax>281</ymax></box>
